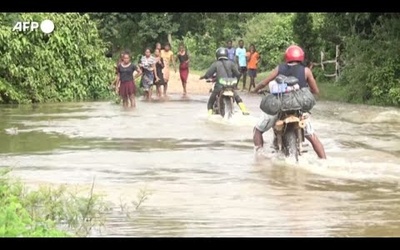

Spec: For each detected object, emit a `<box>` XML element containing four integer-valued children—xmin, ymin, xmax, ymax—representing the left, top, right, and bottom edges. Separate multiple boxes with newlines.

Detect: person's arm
<box><xmin>305</xmin><ymin>67</ymin><xmax>319</xmax><ymax>95</ymax></box>
<box><xmin>252</xmin><ymin>66</ymin><xmax>279</xmax><ymax>93</ymax></box>
<box><xmin>134</xmin><ymin>65</ymin><xmax>142</xmax><ymax>79</ymax></box>
<box><xmin>199</xmin><ymin>62</ymin><xmax>217</xmax><ymax>80</ymax></box>
<box><xmin>171</xmin><ymin>53</ymin><xmax>177</xmax><ymax>72</ymax></box>
<box><xmin>256</xmin><ymin>53</ymin><xmax>261</xmax><ymax>66</ymax></box>
<box><xmin>231</xmin><ymin>62</ymin><xmax>241</xmax><ymax>78</ymax></box>
<box><xmin>235</xmin><ymin>49</ymin><xmax>239</xmax><ymax>64</ymax></box>
<box><xmin>153</xmin><ymin>63</ymin><xmax>159</xmax><ymax>82</ymax></box>
<box><xmin>115</xmin><ymin>66</ymin><xmax>121</xmax><ymax>93</ymax></box>
<box><xmin>160</xmin><ymin>58</ymin><xmax>165</xmax><ymax>68</ymax></box>
<box><xmin>186</xmin><ymin>53</ymin><xmax>190</xmax><ymax>63</ymax></box>
<box><xmin>175</xmin><ymin>53</ymin><xmax>179</xmax><ymax>64</ymax></box>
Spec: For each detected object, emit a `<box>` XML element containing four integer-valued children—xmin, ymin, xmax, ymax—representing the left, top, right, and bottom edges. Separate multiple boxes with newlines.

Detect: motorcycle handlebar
<box><xmin>258</xmin><ymin>90</ymin><xmax>269</xmax><ymax>95</ymax></box>
<box><xmin>206</xmin><ymin>79</ymin><xmax>214</xmax><ymax>83</ymax></box>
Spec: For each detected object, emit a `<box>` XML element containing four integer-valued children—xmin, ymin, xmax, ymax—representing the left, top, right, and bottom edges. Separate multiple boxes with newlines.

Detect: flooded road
<box><xmin>1</xmin><ymin>93</ymin><xmax>400</xmax><ymax>237</ymax></box>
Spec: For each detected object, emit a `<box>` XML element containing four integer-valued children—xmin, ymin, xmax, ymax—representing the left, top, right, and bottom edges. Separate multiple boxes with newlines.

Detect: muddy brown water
<box><xmin>1</xmin><ymin>93</ymin><xmax>400</xmax><ymax>237</ymax></box>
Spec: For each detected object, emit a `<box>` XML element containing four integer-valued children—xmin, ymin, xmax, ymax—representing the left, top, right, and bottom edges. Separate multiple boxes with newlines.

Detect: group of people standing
<box><xmin>226</xmin><ymin>39</ymin><xmax>261</xmax><ymax>92</ymax></box>
<box><xmin>114</xmin><ymin>42</ymin><xmax>190</xmax><ymax>108</ymax></box>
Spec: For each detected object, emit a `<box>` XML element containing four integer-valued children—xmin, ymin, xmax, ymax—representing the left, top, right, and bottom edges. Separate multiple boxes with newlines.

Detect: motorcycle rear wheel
<box><xmin>283</xmin><ymin>125</ymin><xmax>299</xmax><ymax>162</ymax></box>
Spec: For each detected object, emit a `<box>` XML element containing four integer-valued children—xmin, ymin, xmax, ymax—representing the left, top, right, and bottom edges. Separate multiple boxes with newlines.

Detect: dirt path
<box><xmin>166</xmin><ymin>71</ymin><xmax>211</xmax><ymax>95</ymax></box>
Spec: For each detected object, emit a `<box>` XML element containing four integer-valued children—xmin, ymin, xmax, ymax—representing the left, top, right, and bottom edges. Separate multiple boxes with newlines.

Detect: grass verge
<box><xmin>0</xmin><ymin>168</ymin><xmax>110</xmax><ymax>237</ymax></box>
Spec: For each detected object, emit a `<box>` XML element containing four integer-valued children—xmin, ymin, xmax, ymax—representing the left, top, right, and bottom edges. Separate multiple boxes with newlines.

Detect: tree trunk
<box><xmin>168</xmin><ymin>33</ymin><xmax>172</xmax><ymax>47</ymax></box>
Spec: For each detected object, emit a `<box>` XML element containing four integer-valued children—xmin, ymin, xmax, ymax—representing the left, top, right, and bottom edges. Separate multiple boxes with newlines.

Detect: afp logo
<box><xmin>12</xmin><ymin>19</ymin><xmax>55</xmax><ymax>34</ymax></box>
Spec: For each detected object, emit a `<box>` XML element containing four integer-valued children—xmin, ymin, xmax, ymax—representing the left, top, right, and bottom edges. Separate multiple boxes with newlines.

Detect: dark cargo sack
<box><xmin>294</xmin><ymin>87</ymin><xmax>316</xmax><ymax>112</ymax></box>
<box><xmin>280</xmin><ymin>87</ymin><xmax>316</xmax><ymax>112</ymax></box>
<box><xmin>280</xmin><ymin>92</ymin><xmax>302</xmax><ymax>112</ymax></box>
<box><xmin>259</xmin><ymin>93</ymin><xmax>282</xmax><ymax>115</ymax></box>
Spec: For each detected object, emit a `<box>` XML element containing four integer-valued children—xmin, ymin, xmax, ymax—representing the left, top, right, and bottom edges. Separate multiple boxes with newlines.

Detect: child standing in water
<box><xmin>140</xmin><ymin>48</ymin><xmax>157</xmax><ymax>101</ymax></box>
<box><xmin>153</xmin><ymin>48</ymin><xmax>165</xmax><ymax>98</ymax></box>
<box><xmin>116</xmin><ymin>52</ymin><xmax>142</xmax><ymax>108</ymax></box>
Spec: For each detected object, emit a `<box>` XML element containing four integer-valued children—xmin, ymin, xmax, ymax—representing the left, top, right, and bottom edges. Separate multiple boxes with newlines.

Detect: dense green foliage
<box><xmin>326</xmin><ymin>13</ymin><xmax>400</xmax><ymax>105</ymax></box>
<box><xmin>1</xmin><ymin>12</ymin><xmax>400</xmax><ymax>106</ymax></box>
<box><xmin>0</xmin><ymin>169</ymin><xmax>110</xmax><ymax>237</ymax></box>
<box><xmin>0</xmin><ymin>13</ymin><xmax>114</xmax><ymax>104</ymax></box>
<box><xmin>244</xmin><ymin>13</ymin><xmax>295</xmax><ymax>72</ymax></box>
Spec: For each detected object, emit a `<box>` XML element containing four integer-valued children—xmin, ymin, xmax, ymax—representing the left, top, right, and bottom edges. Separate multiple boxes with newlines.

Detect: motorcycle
<box><xmin>260</xmin><ymin>75</ymin><xmax>309</xmax><ymax>162</ymax></box>
<box><xmin>206</xmin><ymin>75</ymin><xmax>238</xmax><ymax>119</ymax></box>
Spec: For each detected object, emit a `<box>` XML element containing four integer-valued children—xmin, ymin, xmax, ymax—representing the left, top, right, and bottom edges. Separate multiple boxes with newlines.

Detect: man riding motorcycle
<box><xmin>251</xmin><ymin>45</ymin><xmax>327</xmax><ymax>159</ymax></box>
<box><xmin>200</xmin><ymin>47</ymin><xmax>250</xmax><ymax>116</ymax></box>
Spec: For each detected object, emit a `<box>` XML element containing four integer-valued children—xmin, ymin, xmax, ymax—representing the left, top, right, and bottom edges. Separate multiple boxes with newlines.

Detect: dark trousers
<box><xmin>207</xmin><ymin>84</ymin><xmax>243</xmax><ymax>110</ymax></box>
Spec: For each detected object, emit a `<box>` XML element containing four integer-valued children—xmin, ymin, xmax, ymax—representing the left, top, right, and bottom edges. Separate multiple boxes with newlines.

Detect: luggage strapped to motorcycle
<box><xmin>259</xmin><ymin>75</ymin><xmax>316</xmax><ymax>115</ymax></box>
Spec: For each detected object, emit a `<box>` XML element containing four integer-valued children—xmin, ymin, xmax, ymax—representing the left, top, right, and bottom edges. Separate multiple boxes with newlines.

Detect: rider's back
<box><xmin>278</xmin><ymin>63</ymin><xmax>307</xmax><ymax>89</ymax></box>
<box><xmin>212</xmin><ymin>60</ymin><xmax>240</xmax><ymax>80</ymax></box>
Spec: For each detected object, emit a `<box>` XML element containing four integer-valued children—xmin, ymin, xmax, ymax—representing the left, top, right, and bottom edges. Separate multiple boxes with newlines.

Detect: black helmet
<box><xmin>216</xmin><ymin>47</ymin><xmax>228</xmax><ymax>60</ymax></box>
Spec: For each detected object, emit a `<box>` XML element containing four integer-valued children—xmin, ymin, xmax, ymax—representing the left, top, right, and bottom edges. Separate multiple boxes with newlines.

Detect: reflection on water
<box><xmin>1</xmin><ymin>95</ymin><xmax>400</xmax><ymax>237</ymax></box>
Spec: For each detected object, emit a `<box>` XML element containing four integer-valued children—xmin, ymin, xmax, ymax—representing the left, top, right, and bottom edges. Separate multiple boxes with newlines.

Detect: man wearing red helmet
<box><xmin>251</xmin><ymin>45</ymin><xmax>326</xmax><ymax>159</ymax></box>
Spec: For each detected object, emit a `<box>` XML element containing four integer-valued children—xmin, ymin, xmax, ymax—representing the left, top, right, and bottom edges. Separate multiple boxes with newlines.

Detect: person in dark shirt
<box><xmin>251</xmin><ymin>45</ymin><xmax>326</xmax><ymax>159</ymax></box>
<box><xmin>176</xmin><ymin>44</ymin><xmax>190</xmax><ymax>96</ymax></box>
<box><xmin>153</xmin><ymin>48</ymin><xmax>165</xmax><ymax>98</ymax></box>
<box><xmin>200</xmin><ymin>47</ymin><xmax>250</xmax><ymax>116</ymax></box>
<box><xmin>116</xmin><ymin>52</ymin><xmax>142</xmax><ymax>108</ymax></box>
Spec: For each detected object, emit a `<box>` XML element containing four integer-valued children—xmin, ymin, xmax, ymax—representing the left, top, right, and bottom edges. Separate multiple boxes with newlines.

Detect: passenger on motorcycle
<box><xmin>199</xmin><ymin>47</ymin><xmax>250</xmax><ymax>116</ymax></box>
<box><xmin>251</xmin><ymin>45</ymin><xmax>326</xmax><ymax>159</ymax></box>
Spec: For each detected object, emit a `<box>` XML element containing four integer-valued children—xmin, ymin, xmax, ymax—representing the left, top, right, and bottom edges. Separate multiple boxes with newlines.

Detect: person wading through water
<box><xmin>154</xmin><ymin>43</ymin><xmax>164</xmax><ymax>97</ymax></box>
<box><xmin>139</xmin><ymin>48</ymin><xmax>157</xmax><ymax>101</ymax></box>
<box><xmin>160</xmin><ymin>43</ymin><xmax>176</xmax><ymax>98</ymax></box>
<box><xmin>153</xmin><ymin>48</ymin><xmax>165</xmax><ymax>98</ymax></box>
<box><xmin>176</xmin><ymin>43</ymin><xmax>190</xmax><ymax>97</ymax></box>
<box><xmin>116</xmin><ymin>51</ymin><xmax>142</xmax><ymax>108</ymax></box>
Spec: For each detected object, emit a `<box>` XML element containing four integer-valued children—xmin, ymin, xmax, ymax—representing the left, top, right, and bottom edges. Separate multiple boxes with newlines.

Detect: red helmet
<box><xmin>284</xmin><ymin>45</ymin><xmax>304</xmax><ymax>63</ymax></box>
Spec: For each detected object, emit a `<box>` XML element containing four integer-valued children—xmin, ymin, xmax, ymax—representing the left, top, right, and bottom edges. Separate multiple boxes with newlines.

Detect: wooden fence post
<box><xmin>335</xmin><ymin>45</ymin><xmax>339</xmax><ymax>82</ymax></box>
<box><xmin>308</xmin><ymin>45</ymin><xmax>340</xmax><ymax>82</ymax></box>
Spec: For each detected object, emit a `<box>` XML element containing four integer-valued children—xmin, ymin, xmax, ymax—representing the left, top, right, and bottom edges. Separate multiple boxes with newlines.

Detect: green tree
<box><xmin>0</xmin><ymin>13</ymin><xmax>114</xmax><ymax>104</ymax></box>
<box><xmin>244</xmin><ymin>13</ymin><xmax>295</xmax><ymax>71</ymax></box>
<box><xmin>292</xmin><ymin>13</ymin><xmax>316</xmax><ymax>65</ymax></box>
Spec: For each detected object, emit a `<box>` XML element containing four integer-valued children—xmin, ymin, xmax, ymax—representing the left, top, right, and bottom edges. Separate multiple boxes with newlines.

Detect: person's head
<box><xmin>164</xmin><ymin>43</ymin><xmax>171</xmax><ymax>52</ymax></box>
<box><xmin>155</xmin><ymin>42</ymin><xmax>161</xmax><ymax>50</ymax></box>
<box><xmin>238</xmin><ymin>40</ymin><xmax>244</xmax><ymax>48</ymax></box>
<box><xmin>144</xmin><ymin>48</ymin><xmax>151</xmax><ymax>57</ymax></box>
<box><xmin>179</xmin><ymin>43</ymin><xmax>185</xmax><ymax>52</ymax></box>
<box><xmin>154</xmin><ymin>48</ymin><xmax>161</xmax><ymax>57</ymax></box>
<box><xmin>249</xmin><ymin>44</ymin><xmax>256</xmax><ymax>53</ymax></box>
<box><xmin>216</xmin><ymin>47</ymin><xmax>228</xmax><ymax>60</ymax></box>
<box><xmin>227</xmin><ymin>40</ymin><xmax>232</xmax><ymax>49</ymax></box>
<box><xmin>122</xmin><ymin>52</ymin><xmax>131</xmax><ymax>64</ymax></box>
<box><xmin>284</xmin><ymin>45</ymin><xmax>304</xmax><ymax>63</ymax></box>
